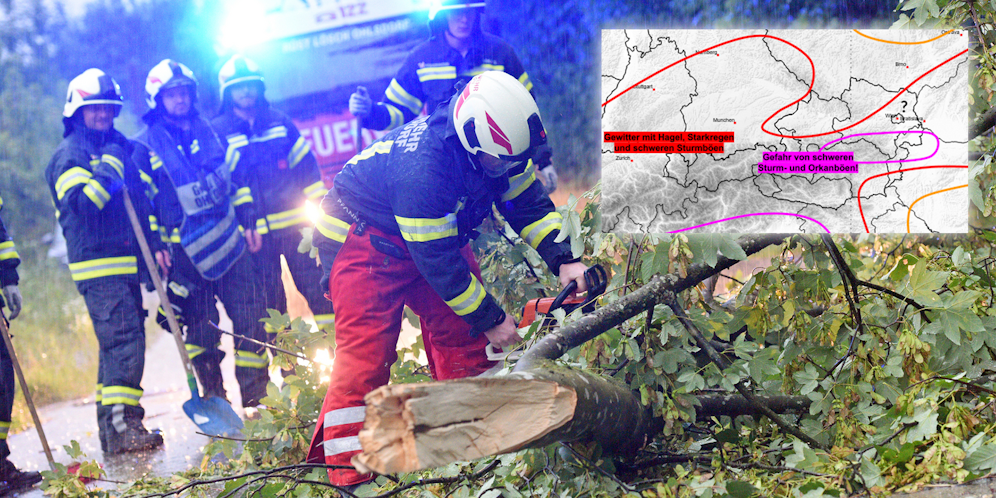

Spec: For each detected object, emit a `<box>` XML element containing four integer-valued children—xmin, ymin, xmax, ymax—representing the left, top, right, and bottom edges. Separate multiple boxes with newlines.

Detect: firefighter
<box><xmin>210</xmin><ymin>55</ymin><xmax>333</xmax><ymax>335</ymax></box>
<box><xmin>347</xmin><ymin>0</ymin><xmax>558</xmax><ymax>193</ymax></box>
<box><xmin>44</xmin><ymin>69</ymin><xmax>164</xmax><ymax>454</ymax></box>
<box><xmin>0</xmin><ymin>193</ymin><xmax>42</xmax><ymax>492</ymax></box>
<box><xmin>307</xmin><ymin>72</ymin><xmax>588</xmax><ymax>487</ymax></box>
<box><xmin>131</xmin><ymin>60</ymin><xmax>271</xmax><ymax>410</ymax></box>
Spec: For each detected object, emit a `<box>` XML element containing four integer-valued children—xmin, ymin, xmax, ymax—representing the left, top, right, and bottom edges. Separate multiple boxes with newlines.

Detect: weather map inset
<box><xmin>600</xmin><ymin>29</ymin><xmax>968</xmax><ymax>234</ymax></box>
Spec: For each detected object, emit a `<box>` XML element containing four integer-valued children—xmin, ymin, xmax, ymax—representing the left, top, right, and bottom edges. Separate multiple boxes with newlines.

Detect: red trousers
<box><xmin>306</xmin><ymin>224</ymin><xmax>495</xmax><ymax>485</ymax></box>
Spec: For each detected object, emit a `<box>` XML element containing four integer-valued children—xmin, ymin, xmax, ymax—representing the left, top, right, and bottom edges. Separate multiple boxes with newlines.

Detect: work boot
<box><xmin>0</xmin><ymin>458</ymin><xmax>42</xmax><ymax>493</ymax></box>
<box><xmin>96</xmin><ymin>402</ymin><xmax>108</xmax><ymax>454</ymax></box>
<box><xmin>105</xmin><ymin>424</ymin><xmax>164</xmax><ymax>455</ymax></box>
<box><xmin>192</xmin><ymin>358</ymin><xmax>227</xmax><ymax>400</ymax></box>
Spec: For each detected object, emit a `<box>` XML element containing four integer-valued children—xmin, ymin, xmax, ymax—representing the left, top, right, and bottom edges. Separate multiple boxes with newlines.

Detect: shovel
<box><xmin>121</xmin><ymin>186</ymin><xmax>243</xmax><ymax>436</ymax></box>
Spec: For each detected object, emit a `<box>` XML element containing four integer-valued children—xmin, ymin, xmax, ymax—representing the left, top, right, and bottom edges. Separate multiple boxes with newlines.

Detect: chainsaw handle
<box><xmin>486</xmin><ymin>343</ymin><xmax>523</xmax><ymax>362</ymax></box>
<box><xmin>549</xmin><ymin>280</ymin><xmax>577</xmax><ymax>312</ymax></box>
<box><xmin>549</xmin><ymin>264</ymin><xmax>608</xmax><ymax>313</ymax></box>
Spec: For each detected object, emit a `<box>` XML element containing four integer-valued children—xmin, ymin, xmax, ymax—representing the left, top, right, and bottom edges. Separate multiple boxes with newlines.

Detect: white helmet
<box><xmin>453</xmin><ymin>71</ymin><xmax>546</xmax><ymax>174</ymax></box>
<box><xmin>145</xmin><ymin>59</ymin><xmax>197</xmax><ymax>109</ymax></box>
<box><xmin>63</xmin><ymin>68</ymin><xmax>124</xmax><ymax>118</ymax></box>
<box><xmin>218</xmin><ymin>55</ymin><xmax>264</xmax><ymax>99</ymax></box>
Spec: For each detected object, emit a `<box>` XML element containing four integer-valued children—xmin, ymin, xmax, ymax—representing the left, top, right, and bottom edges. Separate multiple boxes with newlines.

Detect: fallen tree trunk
<box><xmin>354</xmin><ymin>233</ymin><xmax>808</xmax><ymax>474</ymax></box>
<box><xmin>694</xmin><ymin>395</ymin><xmax>811</xmax><ymax>420</ymax></box>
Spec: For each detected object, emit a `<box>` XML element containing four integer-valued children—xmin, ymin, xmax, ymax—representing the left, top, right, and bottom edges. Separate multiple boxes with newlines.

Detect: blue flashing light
<box><xmin>217</xmin><ymin>0</ymin><xmax>269</xmax><ymax>51</ymax></box>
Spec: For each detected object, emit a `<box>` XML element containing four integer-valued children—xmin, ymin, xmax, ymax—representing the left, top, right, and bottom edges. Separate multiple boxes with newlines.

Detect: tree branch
<box><xmin>517</xmin><ymin>233</ymin><xmax>792</xmax><ymax>367</ymax></box>
<box><xmin>663</xmin><ymin>293</ymin><xmax>827</xmax><ymax>450</ymax></box>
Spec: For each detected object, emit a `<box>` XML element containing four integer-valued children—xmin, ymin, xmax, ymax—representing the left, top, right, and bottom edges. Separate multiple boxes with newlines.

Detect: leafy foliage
<box><xmin>8</xmin><ymin>0</ymin><xmax>991</xmax><ymax>497</ymax></box>
<box><xmin>54</xmin><ymin>187</ymin><xmax>996</xmax><ymax>498</ymax></box>
<box><xmin>933</xmin><ymin>0</ymin><xmax>996</xmax><ymax>226</ymax></box>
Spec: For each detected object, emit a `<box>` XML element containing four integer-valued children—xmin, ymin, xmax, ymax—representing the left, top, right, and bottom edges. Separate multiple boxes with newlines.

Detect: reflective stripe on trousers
<box><xmin>306</xmin><ymin>223</ymin><xmax>494</xmax><ymax>485</ymax></box>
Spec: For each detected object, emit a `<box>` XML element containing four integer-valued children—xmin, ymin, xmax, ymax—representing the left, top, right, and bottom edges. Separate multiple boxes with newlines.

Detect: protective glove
<box><xmin>538</xmin><ymin>165</ymin><xmax>558</xmax><ymax>194</ymax></box>
<box><xmin>3</xmin><ymin>284</ymin><xmax>22</xmax><ymax>320</ymax></box>
<box><xmin>100</xmin><ymin>143</ymin><xmax>127</xmax><ymax>178</ymax></box>
<box><xmin>319</xmin><ymin>272</ymin><xmax>333</xmax><ymax>311</ymax></box>
<box><xmin>349</xmin><ymin>86</ymin><xmax>372</xmax><ymax>118</ymax></box>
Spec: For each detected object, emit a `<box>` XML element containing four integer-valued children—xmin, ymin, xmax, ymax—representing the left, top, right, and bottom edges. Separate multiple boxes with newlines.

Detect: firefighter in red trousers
<box><xmin>307</xmin><ymin>71</ymin><xmax>588</xmax><ymax>489</ymax></box>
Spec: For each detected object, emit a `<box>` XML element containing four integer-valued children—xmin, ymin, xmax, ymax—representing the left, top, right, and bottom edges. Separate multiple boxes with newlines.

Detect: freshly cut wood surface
<box><xmin>354</xmin><ymin>377</ymin><xmax>577</xmax><ymax>474</ymax></box>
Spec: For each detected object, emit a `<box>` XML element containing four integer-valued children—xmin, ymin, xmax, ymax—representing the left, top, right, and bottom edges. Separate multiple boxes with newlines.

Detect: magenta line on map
<box><xmin>818</xmin><ymin>130</ymin><xmax>939</xmax><ymax>164</ymax></box>
<box><xmin>668</xmin><ymin>213</ymin><xmax>831</xmax><ymax>234</ymax></box>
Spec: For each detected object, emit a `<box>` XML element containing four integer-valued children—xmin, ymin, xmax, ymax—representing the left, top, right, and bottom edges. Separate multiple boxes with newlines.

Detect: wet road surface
<box><xmin>7</xmin><ymin>326</ymin><xmax>249</xmax><ymax>496</ymax></box>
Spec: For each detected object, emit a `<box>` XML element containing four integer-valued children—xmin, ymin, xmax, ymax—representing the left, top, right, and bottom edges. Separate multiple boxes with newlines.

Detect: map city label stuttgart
<box><xmin>601</xmin><ymin>29</ymin><xmax>968</xmax><ymax>234</ymax></box>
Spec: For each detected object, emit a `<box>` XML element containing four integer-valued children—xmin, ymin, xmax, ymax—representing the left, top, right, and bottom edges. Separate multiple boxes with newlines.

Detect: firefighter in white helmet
<box><xmin>44</xmin><ymin>68</ymin><xmax>164</xmax><ymax>454</ymax></box>
<box><xmin>308</xmin><ymin>71</ymin><xmax>588</xmax><ymax>488</ymax></box>
<box><xmin>131</xmin><ymin>59</ymin><xmax>271</xmax><ymax>411</ymax></box>
<box><xmin>211</xmin><ymin>55</ymin><xmax>333</xmax><ymax>340</ymax></box>
<box><xmin>348</xmin><ymin>0</ymin><xmax>559</xmax><ymax>194</ymax></box>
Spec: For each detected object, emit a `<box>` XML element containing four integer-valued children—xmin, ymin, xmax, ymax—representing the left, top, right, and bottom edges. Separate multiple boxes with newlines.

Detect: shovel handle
<box><xmin>121</xmin><ymin>187</ymin><xmax>200</xmax><ymax>398</ymax></box>
<box><xmin>0</xmin><ymin>314</ymin><xmax>54</xmax><ymax>469</ymax></box>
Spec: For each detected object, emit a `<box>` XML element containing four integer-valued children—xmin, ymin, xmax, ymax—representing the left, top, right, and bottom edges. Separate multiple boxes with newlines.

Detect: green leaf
<box><xmin>717</xmin><ymin>235</ymin><xmax>748</xmax><ymax>261</ymax></box>
<box><xmin>725</xmin><ymin>480</ymin><xmax>759</xmax><ymax>498</ymax></box>
<box><xmin>860</xmin><ymin>456</ymin><xmax>885</xmax><ymax>489</ymax></box>
<box><xmin>686</xmin><ymin>234</ymin><xmax>718</xmax><ymax>268</ymax></box>
<box><xmin>888</xmin><ymin>253</ymin><xmax>918</xmax><ymax>281</ymax></box>
<box><xmin>965</xmin><ymin>442</ymin><xmax>996</xmax><ymax>474</ymax></box>
<box><xmin>901</xmin><ymin>260</ymin><xmax>947</xmax><ymax>305</ymax></box>
<box><xmin>952</xmin><ymin>246</ymin><xmax>969</xmax><ymax>267</ymax></box>
<box><xmin>715</xmin><ymin>427</ymin><xmax>741</xmax><ymax>444</ymax></box>
<box><xmin>891</xmin><ymin>13</ymin><xmax>915</xmax><ymax>29</ymax></box>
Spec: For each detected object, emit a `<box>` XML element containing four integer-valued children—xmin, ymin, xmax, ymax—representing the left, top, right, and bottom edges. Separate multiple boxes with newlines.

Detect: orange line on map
<box><xmin>906</xmin><ymin>184</ymin><xmax>967</xmax><ymax>233</ymax></box>
<box><xmin>853</xmin><ymin>29</ymin><xmax>953</xmax><ymax>45</ymax></box>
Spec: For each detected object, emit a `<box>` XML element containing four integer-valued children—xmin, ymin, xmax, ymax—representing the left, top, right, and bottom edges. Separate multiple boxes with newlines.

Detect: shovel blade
<box><xmin>182</xmin><ymin>396</ymin><xmax>244</xmax><ymax>436</ymax></box>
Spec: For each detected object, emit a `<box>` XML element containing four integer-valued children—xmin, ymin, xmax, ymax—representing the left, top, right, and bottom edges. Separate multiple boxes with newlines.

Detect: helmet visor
<box><xmin>477</xmin><ymin>153</ymin><xmax>526</xmax><ymax>178</ymax></box>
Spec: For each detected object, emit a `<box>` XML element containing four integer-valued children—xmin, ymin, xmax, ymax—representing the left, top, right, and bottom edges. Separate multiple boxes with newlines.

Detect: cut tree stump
<box><xmin>351</xmin><ymin>234</ymin><xmax>810</xmax><ymax>474</ymax></box>
<box><xmin>354</xmin><ymin>377</ymin><xmax>576</xmax><ymax>474</ymax></box>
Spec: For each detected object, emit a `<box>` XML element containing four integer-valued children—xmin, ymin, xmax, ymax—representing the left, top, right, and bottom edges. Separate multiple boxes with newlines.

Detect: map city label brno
<box><xmin>601</xmin><ymin>29</ymin><xmax>967</xmax><ymax>234</ymax></box>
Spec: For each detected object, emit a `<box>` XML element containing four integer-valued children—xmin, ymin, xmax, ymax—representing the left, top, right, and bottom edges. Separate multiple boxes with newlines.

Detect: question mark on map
<box><xmin>901</xmin><ymin>100</ymin><xmax>908</xmax><ymax>113</ymax></box>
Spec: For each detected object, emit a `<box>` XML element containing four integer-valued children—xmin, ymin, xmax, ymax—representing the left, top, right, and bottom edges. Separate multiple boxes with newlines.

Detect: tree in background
<box><xmin>0</xmin><ymin>0</ymin><xmax>229</xmax><ymax>241</ymax></box>
<box><xmin>0</xmin><ymin>0</ymin><xmax>66</xmax><ymax>241</ymax></box>
<box><xmin>51</xmin><ymin>0</ymin><xmax>225</xmax><ymax>126</ymax></box>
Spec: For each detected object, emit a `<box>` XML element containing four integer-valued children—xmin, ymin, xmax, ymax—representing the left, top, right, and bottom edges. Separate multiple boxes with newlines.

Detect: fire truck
<box><xmin>230</xmin><ymin>0</ymin><xmax>432</xmax><ymax>181</ymax></box>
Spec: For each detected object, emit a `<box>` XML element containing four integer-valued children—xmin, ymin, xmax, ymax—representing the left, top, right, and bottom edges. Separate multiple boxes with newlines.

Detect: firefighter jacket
<box><xmin>364</xmin><ymin>33</ymin><xmax>531</xmax><ymax>131</ymax></box>
<box><xmin>210</xmin><ymin>106</ymin><xmax>326</xmax><ymax>236</ymax></box>
<box><xmin>45</xmin><ymin>126</ymin><xmax>155</xmax><ymax>286</ymax></box>
<box><xmin>0</xmin><ymin>194</ymin><xmax>18</xmax><ymax>288</ymax></box>
<box><xmin>313</xmin><ymin>103</ymin><xmax>573</xmax><ymax>336</ymax></box>
<box><xmin>132</xmin><ymin>115</ymin><xmax>254</xmax><ymax>280</ymax></box>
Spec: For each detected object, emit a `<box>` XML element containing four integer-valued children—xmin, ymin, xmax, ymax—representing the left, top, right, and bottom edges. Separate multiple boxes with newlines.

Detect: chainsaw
<box><xmin>486</xmin><ymin>264</ymin><xmax>608</xmax><ymax>361</ymax></box>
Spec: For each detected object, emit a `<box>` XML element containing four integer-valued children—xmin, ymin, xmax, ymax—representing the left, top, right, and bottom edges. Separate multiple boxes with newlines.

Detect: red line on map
<box><xmin>602</xmin><ymin>34</ymin><xmax>967</xmax><ymax>140</ymax></box>
<box><xmin>602</xmin><ymin>35</ymin><xmax>813</xmax><ymax>108</ymax></box>
<box><xmin>857</xmin><ymin>165</ymin><xmax>967</xmax><ymax>233</ymax></box>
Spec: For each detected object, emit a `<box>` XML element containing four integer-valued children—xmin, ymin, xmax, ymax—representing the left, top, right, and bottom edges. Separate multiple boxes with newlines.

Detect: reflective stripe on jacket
<box><xmin>211</xmin><ymin>107</ymin><xmax>325</xmax><ymax>236</ymax></box>
<box><xmin>364</xmin><ymin>33</ymin><xmax>530</xmax><ymax>131</ymax></box>
<box><xmin>45</xmin><ymin>127</ymin><xmax>154</xmax><ymax>284</ymax></box>
<box><xmin>133</xmin><ymin>116</ymin><xmax>248</xmax><ymax>280</ymax></box>
<box><xmin>314</xmin><ymin>100</ymin><xmax>572</xmax><ymax>336</ymax></box>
